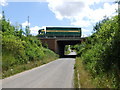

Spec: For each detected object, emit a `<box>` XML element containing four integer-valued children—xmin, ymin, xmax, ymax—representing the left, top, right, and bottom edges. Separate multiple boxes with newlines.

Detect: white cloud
<box><xmin>81</xmin><ymin>34</ymin><xmax>88</xmax><ymax>37</ymax></box>
<box><xmin>30</xmin><ymin>26</ymin><xmax>44</xmax><ymax>35</ymax></box>
<box><xmin>81</xmin><ymin>28</ymin><xmax>92</xmax><ymax>37</ymax></box>
<box><xmin>22</xmin><ymin>21</ymin><xmax>30</xmax><ymax>28</ymax></box>
<box><xmin>71</xmin><ymin>19</ymin><xmax>91</xmax><ymax>27</ymax></box>
<box><xmin>7</xmin><ymin>0</ymin><xmax>117</xmax><ymax>3</ymax></box>
<box><xmin>87</xmin><ymin>3</ymin><xmax>118</xmax><ymax>23</ymax></box>
<box><xmin>7</xmin><ymin>0</ymin><xmax>47</xmax><ymax>2</ymax></box>
<box><xmin>47</xmin><ymin>0</ymin><xmax>85</xmax><ymax>20</ymax></box>
<box><xmin>0</xmin><ymin>0</ymin><xmax>8</xmax><ymax>6</ymax></box>
<box><xmin>47</xmin><ymin>0</ymin><xmax>118</xmax><ymax>28</ymax></box>
<box><xmin>82</xmin><ymin>28</ymin><xmax>90</xmax><ymax>33</ymax></box>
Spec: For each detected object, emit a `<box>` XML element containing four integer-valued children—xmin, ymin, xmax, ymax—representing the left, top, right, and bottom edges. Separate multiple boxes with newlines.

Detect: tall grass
<box><xmin>74</xmin><ymin>57</ymin><xmax>95</xmax><ymax>88</ymax></box>
<box><xmin>2</xmin><ymin>48</ymin><xmax>58</xmax><ymax>78</ymax></box>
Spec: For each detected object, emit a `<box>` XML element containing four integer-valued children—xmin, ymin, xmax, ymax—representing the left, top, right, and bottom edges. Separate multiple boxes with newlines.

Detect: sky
<box><xmin>0</xmin><ymin>0</ymin><xmax>118</xmax><ymax>37</ymax></box>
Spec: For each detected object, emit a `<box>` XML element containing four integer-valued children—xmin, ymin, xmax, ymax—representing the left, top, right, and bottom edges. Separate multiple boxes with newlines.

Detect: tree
<box><xmin>93</xmin><ymin>16</ymin><xmax>109</xmax><ymax>32</ymax></box>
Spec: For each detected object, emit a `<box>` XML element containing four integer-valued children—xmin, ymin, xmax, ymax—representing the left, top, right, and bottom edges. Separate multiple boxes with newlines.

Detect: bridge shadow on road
<box><xmin>60</xmin><ymin>55</ymin><xmax>77</xmax><ymax>58</ymax></box>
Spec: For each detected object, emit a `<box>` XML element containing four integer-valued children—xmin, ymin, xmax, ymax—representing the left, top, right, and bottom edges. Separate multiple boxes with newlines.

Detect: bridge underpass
<box><xmin>39</xmin><ymin>38</ymin><xmax>85</xmax><ymax>57</ymax></box>
<box><xmin>57</xmin><ymin>39</ymin><xmax>81</xmax><ymax>57</ymax></box>
<box><xmin>37</xmin><ymin>27</ymin><xmax>85</xmax><ymax>57</ymax></box>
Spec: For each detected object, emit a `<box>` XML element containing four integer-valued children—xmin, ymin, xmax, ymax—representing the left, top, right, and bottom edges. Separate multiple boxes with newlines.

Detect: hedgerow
<box><xmin>1</xmin><ymin>11</ymin><xmax>58</xmax><ymax>78</ymax></box>
<box><xmin>75</xmin><ymin>15</ymin><xmax>120</xmax><ymax>88</ymax></box>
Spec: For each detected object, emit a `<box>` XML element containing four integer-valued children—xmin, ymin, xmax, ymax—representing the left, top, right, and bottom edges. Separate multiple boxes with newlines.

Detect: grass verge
<box><xmin>2</xmin><ymin>55</ymin><xmax>58</xmax><ymax>79</ymax></box>
<box><xmin>74</xmin><ymin>57</ymin><xmax>95</xmax><ymax>88</ymax></box>
<box><xmin>74</xmin><ymin>57</ymin><xmax>120</xmax><ymax>88</ymax></box>
<box><xmin>65</xmin><ymin>50</ymin><xmax>71</xmax><ymax>55</ymax></box>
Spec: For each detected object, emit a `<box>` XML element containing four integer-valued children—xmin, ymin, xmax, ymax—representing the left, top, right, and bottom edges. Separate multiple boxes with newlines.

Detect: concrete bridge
<box><xmin>37</xmin><ymin>27</ymin><xmax>85</xmax><ymax>57</ymax></box>
<box><xmin>38</xmin><ymin>37</ymin><xmax>85</xmax><ymax>57</ymax></box>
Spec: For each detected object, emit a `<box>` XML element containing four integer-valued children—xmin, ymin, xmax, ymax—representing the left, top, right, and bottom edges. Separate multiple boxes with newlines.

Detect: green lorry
<box><xmin>38</xmin><ymin>27</ymin><xmax>81</xmax><ymax>38</ymax></box>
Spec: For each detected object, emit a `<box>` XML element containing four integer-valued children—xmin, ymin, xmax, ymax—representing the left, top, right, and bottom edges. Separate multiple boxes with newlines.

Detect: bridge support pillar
<box><xmin>40</xmin><ymin>38</ymin><xmax>59</xmax><ymax>54</ymax></box>
<box><xmin>57</xmin><ymin>42</ymin><xmax>65</xmax><ymax>57</ymax></box>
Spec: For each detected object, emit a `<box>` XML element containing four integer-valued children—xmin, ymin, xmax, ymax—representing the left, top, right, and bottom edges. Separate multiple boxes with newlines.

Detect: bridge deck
<box><xmin>38</xmin><ymin>37</ymin><xmax>85</xmax><ymax>40</ymax></box>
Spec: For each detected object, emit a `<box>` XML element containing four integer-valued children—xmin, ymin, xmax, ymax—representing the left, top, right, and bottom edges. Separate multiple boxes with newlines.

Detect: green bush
<box><xmin>75</xmin><ymin>15</ymin><xmax>120</xmax><ymax>88</ymax></box>
<box><xmin>1</xmin><ymin>13</ymin><xmax>58</xmax><ymax>77</ymax></box>
<box><xmin>2</xmin><ymin>35</ymin><xmax>27</xmax><ymax>70</ymax></box>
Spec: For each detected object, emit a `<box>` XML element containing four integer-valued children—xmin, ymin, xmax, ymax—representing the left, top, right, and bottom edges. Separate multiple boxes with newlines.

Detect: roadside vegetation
<box><xmin>74</xmin><ymin>15</ymin><xmax>120</xmax><ymax>88</ymax></box>
<box><xmin>64</xmin><ymin>45</ymin><xmax>71</xmax><ymax>55</ymax></box>
<box><xmin>1</xmin><ymin>11</ymin><xmax>58</xmax><ymax>78</ymax></box>
<box><xmin>74</xmin><ymin>57</ymin><xmax>95</xmax><ymax>88</ymax></box>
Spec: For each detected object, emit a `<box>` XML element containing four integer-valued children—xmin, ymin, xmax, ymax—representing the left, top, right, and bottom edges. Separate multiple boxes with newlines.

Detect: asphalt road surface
<box><xmin>68</xmin><ymin>52</ymin><xmax>76</xmax><ymax>55</ymax></box>
<box><xmin>2</xmin><ymin>56</ymin><xmax>75</xmax><ymax>88</ymax></box>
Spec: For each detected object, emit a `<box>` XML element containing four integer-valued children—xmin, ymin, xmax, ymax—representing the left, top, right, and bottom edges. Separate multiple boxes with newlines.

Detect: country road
<box><xmin>2</xmin><ymin>54</ymin><xmax>75</xmax><ymax>88</ymax></box>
